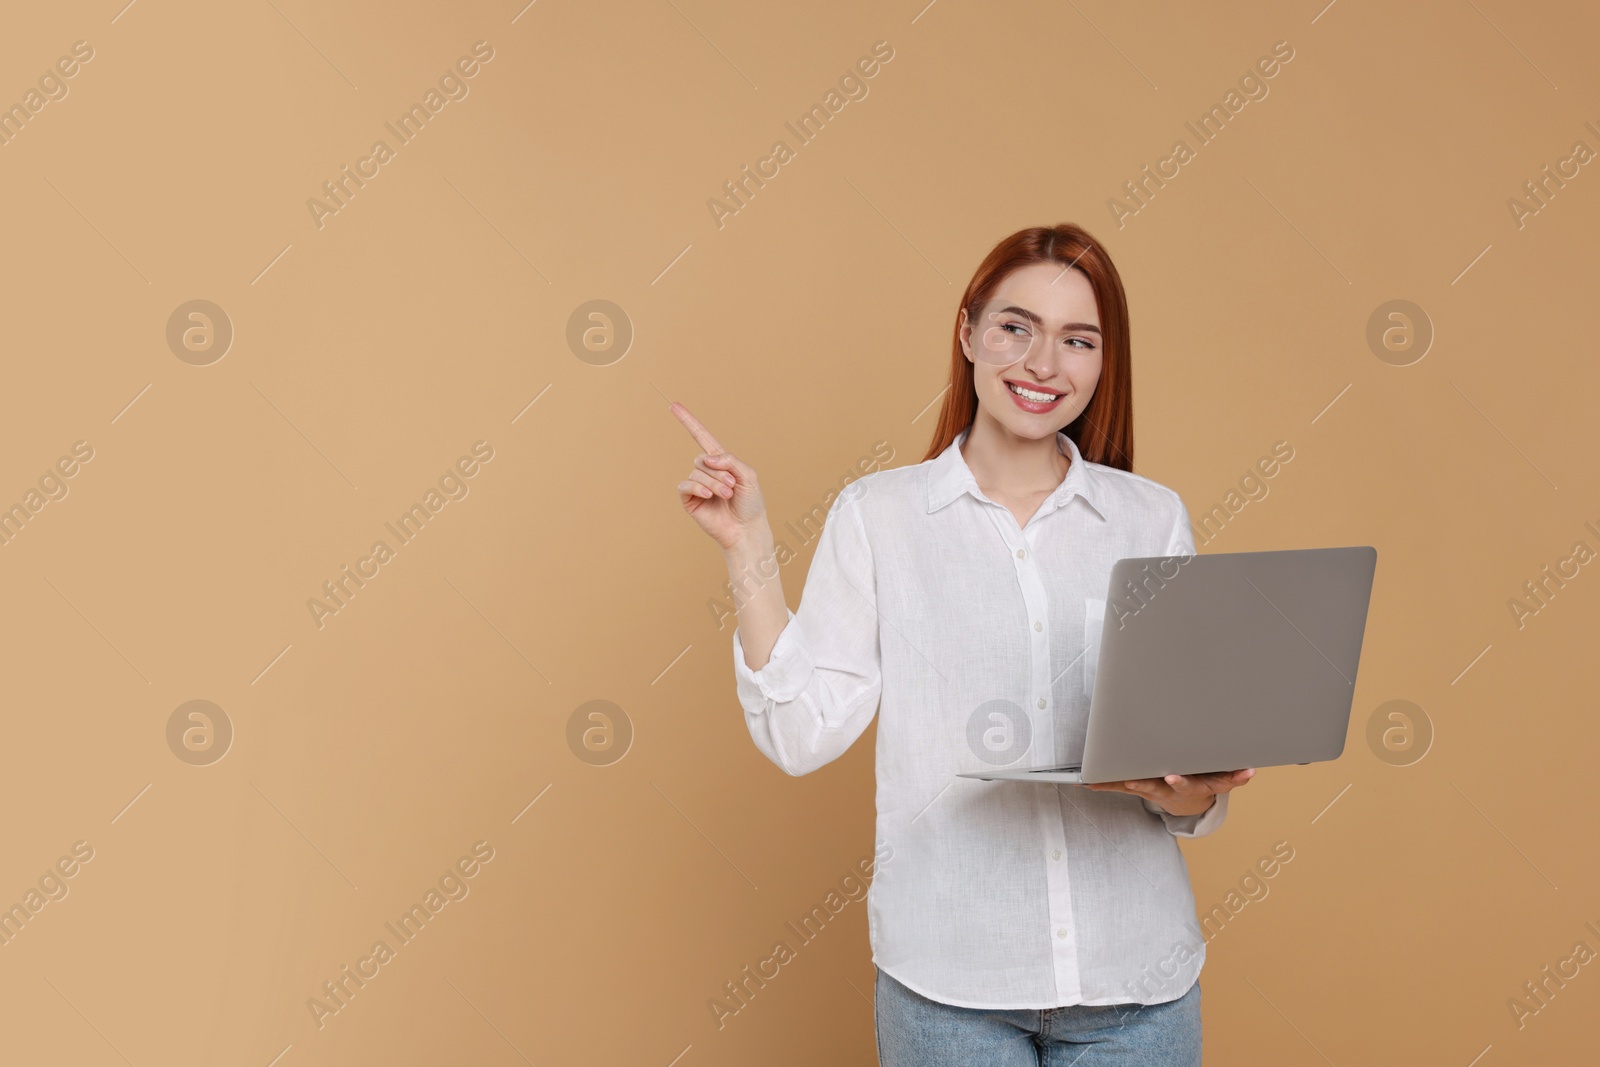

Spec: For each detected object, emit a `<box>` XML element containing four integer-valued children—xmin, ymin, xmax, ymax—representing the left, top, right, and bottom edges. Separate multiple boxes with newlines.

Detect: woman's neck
<box><xmin>959</xmin><ymin>414</ymin><xmax>1070</xmax><ymax>501</ymax></box>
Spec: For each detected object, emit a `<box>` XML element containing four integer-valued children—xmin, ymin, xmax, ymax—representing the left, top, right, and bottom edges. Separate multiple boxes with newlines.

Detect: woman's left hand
<box><xmin>1086</xmin><ymin>768</ymin><xmax>1256</xmax><ymax>816</ymax></box>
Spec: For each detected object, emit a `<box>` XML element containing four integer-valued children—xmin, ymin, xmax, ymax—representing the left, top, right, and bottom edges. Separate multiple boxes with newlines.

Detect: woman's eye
<box><xmin>1066</xmin><ymin>337</ymin><xmax>1095</xmax><ymax>349</ymax></box>
<box><xmin>1002</xmin><ymin>322</ymin><xmax>1029</xmax><ymax>336</ymax></box>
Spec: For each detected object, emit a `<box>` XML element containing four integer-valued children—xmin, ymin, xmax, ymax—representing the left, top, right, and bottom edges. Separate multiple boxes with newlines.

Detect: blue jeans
<box><xmin>874</xmin><ymin>966</ymin><xmax>1201</xmax><ymax>1066</ymax></box>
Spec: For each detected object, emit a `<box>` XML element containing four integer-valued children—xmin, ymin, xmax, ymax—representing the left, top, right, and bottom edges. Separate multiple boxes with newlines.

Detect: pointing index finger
<box><xmin>670</xmin><ymin>402</ymin><xmax>725</xmax><ymax>457</ymax></box>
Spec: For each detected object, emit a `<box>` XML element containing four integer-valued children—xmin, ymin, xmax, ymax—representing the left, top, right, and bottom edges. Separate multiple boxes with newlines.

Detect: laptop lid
<box><xmin>1077</xmin><ymin>545</ymin><xmax>1377</xmax><ymax>783</ymax></box>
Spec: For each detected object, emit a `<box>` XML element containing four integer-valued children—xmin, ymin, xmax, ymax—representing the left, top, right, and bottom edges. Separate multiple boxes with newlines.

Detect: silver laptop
<box><xmin>958</xmin><ymin>545</ymin><xmax>1377</xmax><ymax>785</ymax></box>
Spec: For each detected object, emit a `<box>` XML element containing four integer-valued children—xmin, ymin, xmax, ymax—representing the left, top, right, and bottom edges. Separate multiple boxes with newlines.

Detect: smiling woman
<box><xmin>924</xmin><ymin>231</ymin><xmax>1128</xmax><ymax>475</ymax></box>
<box><xmin>676</xmin><ymin>222</ymin><xmax>1252</xmax><ymax>1067</ymax></box>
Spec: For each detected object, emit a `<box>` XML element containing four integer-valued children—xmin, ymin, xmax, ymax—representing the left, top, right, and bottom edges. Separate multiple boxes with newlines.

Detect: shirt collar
<box><xmin>926</xmin><ymin>425</ymin><xmax>1106</xmax><ymax>520</ymax></box>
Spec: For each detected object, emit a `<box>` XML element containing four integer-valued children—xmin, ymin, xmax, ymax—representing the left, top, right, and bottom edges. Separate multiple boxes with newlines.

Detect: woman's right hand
<box><xmin>671</xmin><ymin>401</ymin><xmax>768</xmax><ymax>551</ymax></box>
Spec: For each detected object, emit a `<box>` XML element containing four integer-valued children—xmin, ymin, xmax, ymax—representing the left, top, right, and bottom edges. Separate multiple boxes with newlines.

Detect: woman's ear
<box><xmin>957</xmin><ymin>307</ymin><xmax>973</xmax><ymax>362</ymax></box>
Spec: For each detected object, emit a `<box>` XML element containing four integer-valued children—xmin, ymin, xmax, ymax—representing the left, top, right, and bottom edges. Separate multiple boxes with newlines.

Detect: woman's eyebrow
<box><xmin>995</xmin><ymin>305</ymin><xmax>1102</xmax><ymax>335</ymax></box>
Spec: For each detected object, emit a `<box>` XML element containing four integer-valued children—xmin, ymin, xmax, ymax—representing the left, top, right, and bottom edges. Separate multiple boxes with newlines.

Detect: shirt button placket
<box><xmin>1010</xmin><ymin>533</ymin><xmax>1051</xmax><ymax>756</ymax></box>
<box><xmin>1012</xmin><ymin>527</ymin><xmax>1081</xmax><ymax>1002</ymax></box>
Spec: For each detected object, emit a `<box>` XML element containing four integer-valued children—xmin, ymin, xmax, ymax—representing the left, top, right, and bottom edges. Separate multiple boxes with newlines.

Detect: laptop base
<box><xmin>957</xmin><ymin>765</ymin><xmax>1088</xmax><ymax>784</ymax></box>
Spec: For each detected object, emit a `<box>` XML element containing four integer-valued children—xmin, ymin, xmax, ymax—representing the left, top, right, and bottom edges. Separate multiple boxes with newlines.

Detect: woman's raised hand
<box><xmin>671</xmin><ymin>402</ymin><xmax>768</xmax><ymax>551</ymax></box>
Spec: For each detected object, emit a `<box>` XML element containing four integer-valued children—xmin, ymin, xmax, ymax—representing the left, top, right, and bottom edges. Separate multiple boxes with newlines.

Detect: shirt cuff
<box><xmin>1142</xmin><ymin>790</ymin><xmax>1228</xmax><ymax>838</ymax></box>
<box><xmin>732</xmin><ymin>608</ymin><xmax>815</xmax><ymax>708</ymax></box>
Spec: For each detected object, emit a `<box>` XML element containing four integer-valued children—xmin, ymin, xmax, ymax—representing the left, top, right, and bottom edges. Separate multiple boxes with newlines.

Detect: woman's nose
<box><xmin>1022</xmin><ymin>350</ymin><xmax>1060</xmax><ymax>378</ymax></box>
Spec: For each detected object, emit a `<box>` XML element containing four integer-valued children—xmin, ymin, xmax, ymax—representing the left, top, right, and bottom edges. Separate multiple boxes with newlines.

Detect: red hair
<box><xmin>920</xmin><ymin>223</ymin><xmax>1135</xmax><ymax>471</ymax></box>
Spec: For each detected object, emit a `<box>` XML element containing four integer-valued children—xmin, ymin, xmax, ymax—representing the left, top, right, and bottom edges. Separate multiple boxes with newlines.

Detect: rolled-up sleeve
<box><xmin>731</xmin><ymin>489</ymin><xmax>882</xmax><ymax>776</ymax></box>
<box><xmin>1139</xmin><ymin>493</ymin><xmax>1232</xmax><ymax>839</ymax></box>
<box><xmin>1142</xmin><ymin>790</ymin><xmax>1228</xmax><ymax>838</ymax></box>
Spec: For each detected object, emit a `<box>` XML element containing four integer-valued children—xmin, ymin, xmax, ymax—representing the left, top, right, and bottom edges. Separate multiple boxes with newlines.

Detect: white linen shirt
<box><xmin>731</xmin><ymin>426</ymin><xmax>1229</xmax><ymax>1009</ymax></box>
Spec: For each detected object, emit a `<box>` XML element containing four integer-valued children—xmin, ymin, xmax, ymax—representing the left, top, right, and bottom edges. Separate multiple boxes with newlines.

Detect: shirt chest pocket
<box><xmin>1083</xmin><ymin>597</ymin><xmax>1107</xmax><ymax>699</ymax></box>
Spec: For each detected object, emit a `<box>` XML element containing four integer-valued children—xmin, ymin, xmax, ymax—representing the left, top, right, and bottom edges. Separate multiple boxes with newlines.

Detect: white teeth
<box><xmin>1008</xmin><ymin>382</ymin><xmax>1059</xmax><ymax>402</ymax></box>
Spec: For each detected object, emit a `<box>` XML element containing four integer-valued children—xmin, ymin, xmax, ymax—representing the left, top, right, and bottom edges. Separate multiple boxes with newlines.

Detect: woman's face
<box><xmin>959</xmin><ymin>262</ymin><xmax>1103</xmax><ymax>443</ymax></box>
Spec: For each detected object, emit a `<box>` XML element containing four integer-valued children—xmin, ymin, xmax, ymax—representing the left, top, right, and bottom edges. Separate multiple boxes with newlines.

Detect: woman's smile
<box><xmin>1003</xmin><ymin>377</ymin><xmax>1067</xmax><ymax>413</ymax></box>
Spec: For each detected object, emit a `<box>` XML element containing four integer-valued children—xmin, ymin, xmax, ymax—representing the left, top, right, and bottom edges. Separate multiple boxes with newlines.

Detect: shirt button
<box><xmin>1052</xmin><ymin>849</ymin><xmax>1062</xmax><ymax>860</ymax></box>
<box><xmin>1034</xmin><ymin>621</ymin><xmax>1043</xmax><ymax>632</ymax></box>
<box><xmin>1016</xmin><ymin>548</ymin><xmax>1025</xmax><ymax>559</ymax></box>
<box><xmin>1056</xmin><ymin>927</ymin><xmax>1068</xmax><ymax>939</ymax></box>
<box><xmin>1037</xmin><ymin>698</ymin><xmax>1046</xmax><ymax>709</ymax></box>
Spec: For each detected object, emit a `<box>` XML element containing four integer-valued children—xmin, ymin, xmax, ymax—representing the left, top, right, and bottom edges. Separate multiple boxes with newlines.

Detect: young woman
<box><xmin>673</xmin><ymin>223</ymin><xmax>1254</xmax><ymax>1065</ymax></box>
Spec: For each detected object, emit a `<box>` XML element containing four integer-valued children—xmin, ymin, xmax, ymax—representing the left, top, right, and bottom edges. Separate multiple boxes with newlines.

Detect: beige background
<box><xmin>1</xmin><ymin>0</ymin><xmax>1597</xmax><ymax>1063</ymax></box>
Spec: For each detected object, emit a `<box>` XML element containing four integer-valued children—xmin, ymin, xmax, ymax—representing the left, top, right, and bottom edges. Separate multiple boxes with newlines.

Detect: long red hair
<box><xmin>920</xmin><ymin>223</ymin><xmax>1135</xmax><ymax>471</ymax></box>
